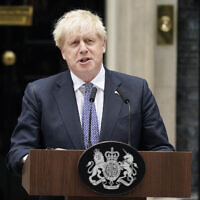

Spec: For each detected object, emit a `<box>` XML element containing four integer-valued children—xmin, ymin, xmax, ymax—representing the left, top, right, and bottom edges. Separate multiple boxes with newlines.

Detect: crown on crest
<box><xmin>105</xmin><ymin>147</ymin><xmax>119</xmax><ymax>161</ymax></box>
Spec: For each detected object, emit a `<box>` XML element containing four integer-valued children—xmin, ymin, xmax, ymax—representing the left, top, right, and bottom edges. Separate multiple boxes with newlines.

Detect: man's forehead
<box><xmin>66</xmin><ymin>29</ymin><xmax>99</xmax><ymax>40</ymax></box>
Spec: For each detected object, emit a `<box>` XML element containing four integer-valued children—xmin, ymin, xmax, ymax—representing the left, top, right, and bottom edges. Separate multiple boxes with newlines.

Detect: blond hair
<box><xmin>53</xmin><ymin>9</ymin><xmax>106</xmax><ymax>48</ymax></box>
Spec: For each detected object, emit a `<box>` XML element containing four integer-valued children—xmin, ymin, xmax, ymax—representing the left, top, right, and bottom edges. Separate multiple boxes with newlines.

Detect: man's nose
<box><xmin>79</xmin><ymin>41</ymin><xmax>88</xmax><ymax>53</ymax></box>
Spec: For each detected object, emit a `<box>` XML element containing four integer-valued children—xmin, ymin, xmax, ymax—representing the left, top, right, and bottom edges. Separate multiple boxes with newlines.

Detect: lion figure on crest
<box><xmin>87</xmin><ymin>149</ymin><xmax>106</xmax><ymax>185</ymax></box>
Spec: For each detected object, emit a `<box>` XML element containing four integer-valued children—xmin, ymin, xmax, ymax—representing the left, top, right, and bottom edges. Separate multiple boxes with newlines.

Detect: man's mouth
<box><xmin>79</xmin><ymin>57</ymin><xmax>91</xmax><ymax>64</ymax></box>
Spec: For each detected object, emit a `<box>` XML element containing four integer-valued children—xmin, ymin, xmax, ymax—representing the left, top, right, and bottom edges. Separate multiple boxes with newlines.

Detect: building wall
<box><xmin>106</xmin><ymin>0</ymin><xmax>176</xmax><ymax>148</ymax></box>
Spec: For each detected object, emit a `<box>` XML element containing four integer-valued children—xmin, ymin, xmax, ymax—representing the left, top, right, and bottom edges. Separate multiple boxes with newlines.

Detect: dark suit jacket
<box><xmin>7</xmin><ymin>67</ymin><xmax>174</xmax><ymax>176</ymax></box>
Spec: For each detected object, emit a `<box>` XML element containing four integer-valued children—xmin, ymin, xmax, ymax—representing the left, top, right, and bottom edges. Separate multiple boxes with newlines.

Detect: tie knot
<box><xmin>84</xmin><ymin>82</ymin><xmax>93</xmax><ymax>94</ymax></box>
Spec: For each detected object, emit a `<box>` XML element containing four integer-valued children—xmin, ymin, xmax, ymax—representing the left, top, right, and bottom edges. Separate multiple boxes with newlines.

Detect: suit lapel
<box><xmin>100</xmin><ymin>69</ymin><xmax>123</xmax><ymax>141</ymax></box>
<box><xmin>53</xmin><ymin>70</ymin><xmax>84</xmax><ymax>149</ymax></box>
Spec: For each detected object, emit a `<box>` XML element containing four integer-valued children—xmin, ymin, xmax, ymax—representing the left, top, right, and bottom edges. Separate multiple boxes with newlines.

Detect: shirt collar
<box><xmin>70</xmin><ymin>65</ymin><xmax>105</xmax><ymax>92</ymax></box>
<box><xmin>70</xmin><ymin>71</ymin><xmax>85</xmax><ymax>92</ymax></box>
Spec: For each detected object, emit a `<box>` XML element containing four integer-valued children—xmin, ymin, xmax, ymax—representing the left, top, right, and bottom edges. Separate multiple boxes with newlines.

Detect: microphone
<box><xmin>116</xmin><ymin>87</ymin><xmax>132</xmax><ymax>146</ymax></box>
<box><xmin>116</xmin><ymin>88</ymin><xmax>129</xmax><ymax>104</ymax></box>
<box><xmin>89</xmin><ymin>87</ymin><xmax>97</xmax><ymax>102</ymax></box>
<box><xmin>88</xmin><ymin>87</ymin><xmax>97</xmax><ymax>148</ymax></box>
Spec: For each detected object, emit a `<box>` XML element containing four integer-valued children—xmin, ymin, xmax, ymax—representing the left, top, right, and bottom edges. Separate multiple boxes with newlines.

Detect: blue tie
<box><xmin>82</xmin><ymin>83</ymin><xmax>99</xmax><ymax>148</ymax></box>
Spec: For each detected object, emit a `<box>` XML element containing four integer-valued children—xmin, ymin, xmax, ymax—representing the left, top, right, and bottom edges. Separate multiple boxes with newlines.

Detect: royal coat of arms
<box><xmin>78</xmin><ymin>141</ymin><xmax>145</xmax><ymax>194</ymax></box>
<box><xmin>86</xmin><ymin>147</ymin><xmax>138</xmax><ymax>190</ymax></box>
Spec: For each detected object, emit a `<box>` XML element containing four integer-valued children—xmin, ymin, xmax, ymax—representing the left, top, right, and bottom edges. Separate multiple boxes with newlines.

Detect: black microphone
<box><xmin>89</xmin><ymin>87</ymin><xmax>97</xmax><ymax>102</ymax></box>
<box><xmin>116</xmin><ymin>87</ymin><xmax>129</xmax><ymax>104</ymax></box>
<box><xmin>116</xmin><ymin>87</ymin><xmax>132</xmax><ymax>146</ymax></box>
<box><xmin>88</xmin><ymin>87</ymin><xmax>97</xmax><ymax>148</ymax></box>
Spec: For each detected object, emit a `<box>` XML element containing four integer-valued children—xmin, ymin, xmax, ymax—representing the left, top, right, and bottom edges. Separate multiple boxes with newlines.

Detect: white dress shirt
<box><xmin>70</xmin><ymin>65</ymin><xmax>105</xmax><ymax>132</ymax></box>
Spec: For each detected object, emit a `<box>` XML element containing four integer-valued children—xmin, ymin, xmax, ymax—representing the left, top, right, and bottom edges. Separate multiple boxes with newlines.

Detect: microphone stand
<box><xmin>87</xmin><ymin>87</ymin><xmax>97</xmax><ymax>148</ymax></box>
<box><xmin>88</xmin><ymin>104</ymin><xmax>92</xmax><ymax>148</ymax></box>
<box><xmin>116</xmin><ymin>88</ymin><xmax>132</xmax><ymax>146</ymax></box>
<box><xmin>127</xmin><ymin>101</ymin><xmax>131</xmax><ymax>146</ymax></box>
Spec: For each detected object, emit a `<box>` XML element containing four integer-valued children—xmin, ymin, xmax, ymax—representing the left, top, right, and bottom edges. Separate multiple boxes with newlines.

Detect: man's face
<box><xmin>61</xmin><ymin>28</ymin><xmax>106</xmax><ymax>82</ymax></box>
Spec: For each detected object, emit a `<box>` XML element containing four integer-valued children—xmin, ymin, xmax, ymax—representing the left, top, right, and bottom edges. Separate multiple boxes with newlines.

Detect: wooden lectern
<box><xmin>22</xmin><ymin>150</ymin><xmax>191</xmax><ymax>200</ymax></box>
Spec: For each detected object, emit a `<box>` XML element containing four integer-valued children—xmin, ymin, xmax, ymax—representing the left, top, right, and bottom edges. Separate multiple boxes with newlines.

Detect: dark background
<box><xmin>177</xmin><ymin>0</ymin><xmax>199</xmax><ymax>197</ymax></box>
<box><xmin>0</xmin><ymin>1</ymin><xmax>105</xmax><ymax>199</ymax></box>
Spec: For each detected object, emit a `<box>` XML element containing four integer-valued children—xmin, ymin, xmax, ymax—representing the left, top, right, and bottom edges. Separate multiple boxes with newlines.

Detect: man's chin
<box><xmin>78</xmin><ymin>71</ymin><xmax>98</xmax><ymax>82</ymax></box>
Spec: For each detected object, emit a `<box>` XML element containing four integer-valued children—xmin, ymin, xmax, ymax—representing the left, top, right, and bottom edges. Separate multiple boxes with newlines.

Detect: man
<box><xmin>7</xmin><ymin>9</ymin><xmax>174</xmax><ymax>198</ymax></box>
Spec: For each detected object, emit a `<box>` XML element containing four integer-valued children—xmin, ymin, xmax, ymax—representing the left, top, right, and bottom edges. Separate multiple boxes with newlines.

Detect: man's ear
<box><xmin>60</xmin><ymin>49</ymin><xmax>66</xmax><ymax>60</ymax></box>
<box><xmin>102</xmin><ymin>40</ymin><xmax>106</xmax><ymax>53</ymax></box>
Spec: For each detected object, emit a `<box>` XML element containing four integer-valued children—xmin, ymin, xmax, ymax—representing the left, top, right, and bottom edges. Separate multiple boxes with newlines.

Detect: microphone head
<box><xmin>116</xmin><ymin>88</ymin><xmax>130</xmax><ymax>104</ymax></box>
<box><xmin>89</xmin><ymin>87</ymin><xmax>97</xmax><ymax>102</ymax></box>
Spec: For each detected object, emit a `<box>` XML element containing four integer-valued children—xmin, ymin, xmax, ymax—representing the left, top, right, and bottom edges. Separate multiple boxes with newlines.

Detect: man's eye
<box><xmin>71</xmin><ymin>41</ymin><xmax>78</xmax><ymax>45</ymax></box>
<box><xmin>86</xmin><ymin>39</ymin><xmax>93</xmax><ymax>43</ymax></box>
